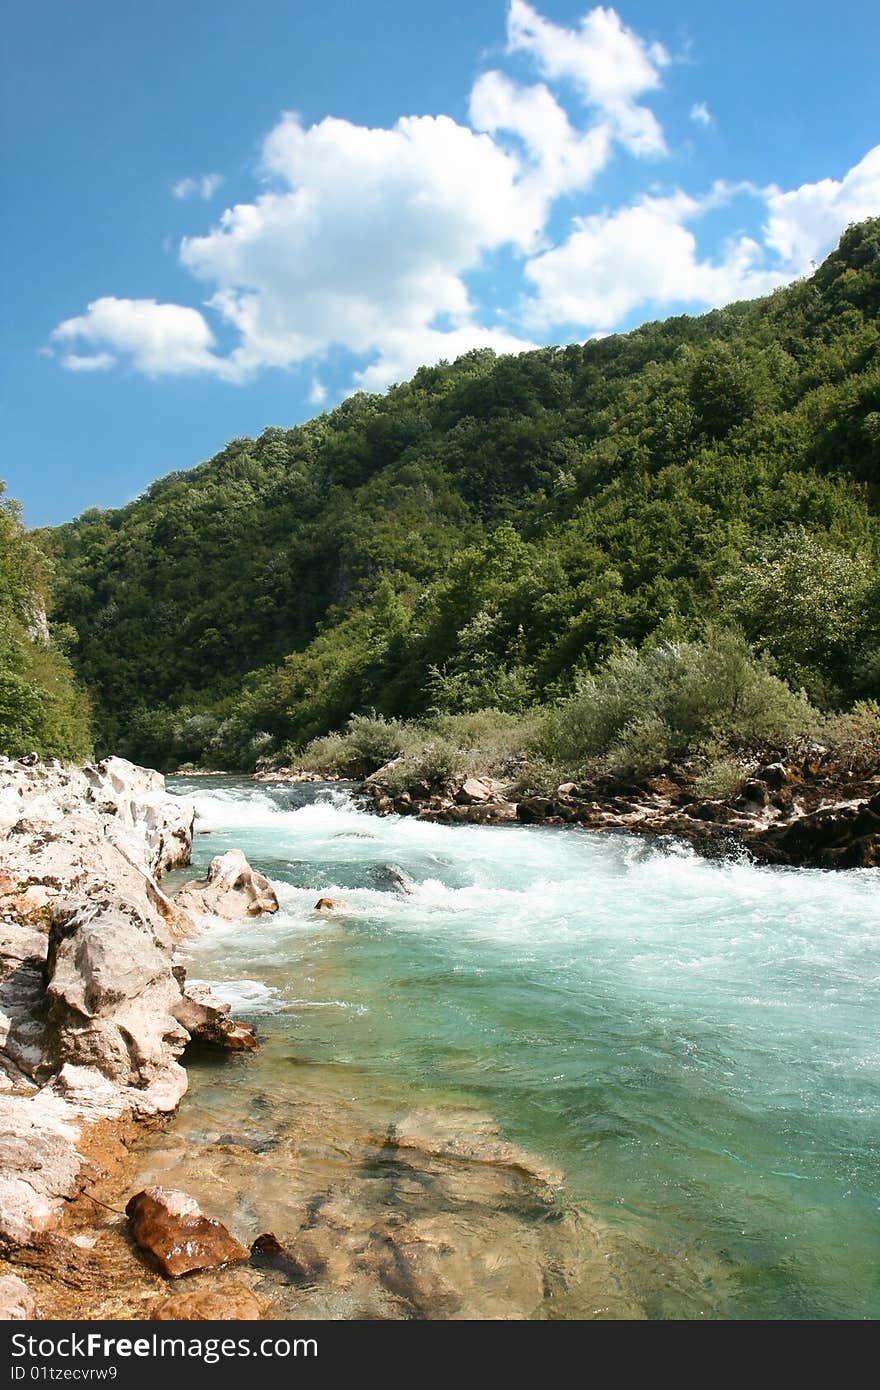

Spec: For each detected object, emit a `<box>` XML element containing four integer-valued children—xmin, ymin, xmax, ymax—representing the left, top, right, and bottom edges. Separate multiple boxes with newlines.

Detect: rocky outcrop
<box><xmin>125</xmin><ymin>1187</ymin><xmax>250</xmax><ymax>1277</ymax></box>
<box><xmin>0</xmin><ymin>756</ymin><xmax>263</xmax><ymax>1255</ymax></box>
<box><xmin>176</xmin><ymin>849</ymin><xmax>279</xmax><ymax>919</ymax></box>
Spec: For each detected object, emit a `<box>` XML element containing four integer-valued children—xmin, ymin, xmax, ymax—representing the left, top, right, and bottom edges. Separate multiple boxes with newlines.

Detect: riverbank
<box><xmin>332</xmin><ymin>747</ymin><xmax>880</xmax><ymax>870</ymax></box>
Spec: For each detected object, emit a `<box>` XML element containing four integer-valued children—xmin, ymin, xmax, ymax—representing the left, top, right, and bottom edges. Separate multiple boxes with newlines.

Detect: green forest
<box><xmin>0</xmin><ymin>485</ymin><xmax>91</xmax><ymax>760</ymax></box>
<box><xmin>4</xmin><ymin>218</ymin><xmax>880</xmax><ymax>778</ymax></box>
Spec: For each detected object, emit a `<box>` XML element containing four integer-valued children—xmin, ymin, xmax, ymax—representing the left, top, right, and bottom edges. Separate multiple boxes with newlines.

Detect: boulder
<box><xmin>176</xmin><ymin>850</ymin><xmax>279</xmax><ymax>920</ymax></box>
<box><xmin>455</xmin><ymin>777</ymin><xmax>492</xmax><ymax>806</ymax></box>
<box><xmin>172</xmin><ymin>982</ymin><xmax>257</xmax><ymax>1052</ymax></box>
<box><xmin>46</xmin><ymin>898</ymin><xmax>189</xmax><ymax>1111</ymax></box>
<box><xmin>314</xmin><ymin>897</ymin><xmax>348</xmax><ymax>912</ymax></box>
<box><xmin>125</xmin><ymin>1187</ymin><xmax>250</xmax><ymax>1278</ymax></box>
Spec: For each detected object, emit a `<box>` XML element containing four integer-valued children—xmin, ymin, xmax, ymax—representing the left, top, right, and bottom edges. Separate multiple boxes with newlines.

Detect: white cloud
<box><xmin>58</xmin><ymin>351</ymin><xmax>116</xmax><ymax>372</ymax></box>
<box><xmin>172</xmin><ymin>173</ymin><xmax>224</xmax><ymax>201</ymax></box>
<box><xmin>177</xmin><ymin>111</ymin><xmax>539</xmax><ymax>386</ymax></box>
<box><xmin>47</xmin><ymin>4</ymin><xmax>880</xmax><ymax>396</ymax></box>
<box><xmin>506</xmin><ymin>0</ymin><xmax>669</xmax><ymax>156</ymax></box>
<box><xmin>522</xmin><ymin>190</ymin><xmax>787</xmax><ymax>333</ymax></box>
<box><xmin>763</xmin><ymin>144</ymin><xmax>880</xmax><ymax>267</ymax></box>
<box><xmin>51</xmin><ymin>297</ymin><xmax>232</xmax><ymax>378</ymax></box>
<box><xmin>469</xmin><ymin>70</ymin><xmax>611</xmax><ymax>202</ymax></box>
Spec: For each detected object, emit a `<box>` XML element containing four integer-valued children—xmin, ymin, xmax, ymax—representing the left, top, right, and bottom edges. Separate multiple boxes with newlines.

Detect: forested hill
<box><xmin>0</xmin><ymin>487</ymin><xmax>91</xmax><ymax>759</ymax></box>
<box><xmin>41</xmin><ymin>218</ymin><xmax>880</xmax><ymax>771</ymax></box>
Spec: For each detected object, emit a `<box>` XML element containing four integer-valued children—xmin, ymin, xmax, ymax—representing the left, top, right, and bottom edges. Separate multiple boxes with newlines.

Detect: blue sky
<box><xmin>3</xmin><ymin>0</ymin><xmax>879</xmax><ymax>526</ymax></box>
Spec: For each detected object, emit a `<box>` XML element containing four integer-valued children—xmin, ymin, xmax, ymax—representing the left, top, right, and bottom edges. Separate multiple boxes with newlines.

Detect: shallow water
<box><xmin>146</xmin><ymin>776</ymin><xmax>880</xmax><ymax>1319</ymax></box>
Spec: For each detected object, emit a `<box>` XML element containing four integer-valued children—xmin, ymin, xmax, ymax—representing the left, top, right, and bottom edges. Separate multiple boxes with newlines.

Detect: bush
<box><xmin>298</xmin><ymin>713</ymin><xmax>412</xmax><ymax>775</ymax></box>
<box><xmin>545</xmin><ymin>629</ymin><xmax>816</xmax><ymax>778</ymax></box>
<box><xmin>820</xmin><ymin>701</ymin><xmax>880</xmax><ymax>771</ymax></box>
<box><xmin>693</xmin><ymin>757</ymin><xmax>750</xmax><ymax>800</ymax></box>
<box><xmin>379</xmin><ymin>736</ymin><xmax>465</xmax><ymax>796</ymax></box>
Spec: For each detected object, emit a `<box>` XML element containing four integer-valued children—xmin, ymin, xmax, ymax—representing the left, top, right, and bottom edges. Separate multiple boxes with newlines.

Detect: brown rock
<box><xmin>151</xmin><ymin>1284</ymin><xmax>271</xmax><ymax>1320</ymax></box>
<box><xmin>126</xmin><ymin>1187</ymin><xmax>249</xmax><ymax>1278</ymax></box>
<box><xmin>455</xmin><ymin>777</ymin><xmax>492</xmax><ymax>805</ymax></box>
<box><xmin>172</xmin><ymin>981</ymin><xmax>257</xmax><ymax>1052</ymax></box>
<box><xmin>314</xmin><ymin>897</ymin><xmax>348</xmax><ymax>912</ymax></box>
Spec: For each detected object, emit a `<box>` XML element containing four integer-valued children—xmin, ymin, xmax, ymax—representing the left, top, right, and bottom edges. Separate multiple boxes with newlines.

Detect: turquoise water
<box><xmin>167</xmin><ymin>776</ymin><xmax>880</xmax><ymax>1319</ymax></box>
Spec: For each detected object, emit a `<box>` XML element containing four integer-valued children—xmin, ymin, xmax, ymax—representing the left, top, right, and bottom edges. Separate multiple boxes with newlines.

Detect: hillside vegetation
<box><xmin>39</xmin><ymin>218</ymin><xmax>880</xmax><ymax>775</ymax></box>
<box><xmin>0</xmin><ymin>486</ymin><xmax>91</xmax><ymax>759</ymax></box>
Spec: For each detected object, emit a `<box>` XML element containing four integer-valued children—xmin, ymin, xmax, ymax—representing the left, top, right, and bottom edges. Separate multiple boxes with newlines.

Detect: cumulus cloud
<box><xmin>49</xmin><ymin>3</ymin><xmax>880</xmax><ymax>394</ymax></box>
<box><xmin>469</xmin><ymin>69</ymin><xmax>611</xmax><ymax>202</ymax></box>
<box><xmin>522</xmin><ymin>189</ymin><xmax>786</xmax><ymax>332</ymax></box>
<box><xmin>177</xmin><ymin>111</ymin><xmax>539</xmax><ymax>385</ymax></box>
<box><xmin>57</xmin><ymin>351</ymin><xmax>116</xmax><ymax>372</ymax></box>
<box><xmin>172</xmin><ymin>173</ymin><xmax>224</xmax><ymax>200</ymax></box>
<box><xmin>763</xmin><ymin>144</ymin><xmax>880</xmax><ymax>266</ymax></box>
<box><xmin>506</xmin><ymin>0</ymin><xmax>669</xmax><ymax>156</ymax></box>
<box><xmin>50</xmin><ymin>297</ymin><xmax>232</xmax><ymax>378</ymax></box>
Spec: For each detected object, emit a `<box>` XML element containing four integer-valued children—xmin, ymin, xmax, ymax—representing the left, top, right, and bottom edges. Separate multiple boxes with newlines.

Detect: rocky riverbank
<box><xmin>0</xmin><ymin>756</ymin><xmax>272</xmax><ymax>1318</ymax></box>
<box><xmin>360</xmin><ymin>748</ymin><xmax>880</xmax><ymax>870</ymax></box>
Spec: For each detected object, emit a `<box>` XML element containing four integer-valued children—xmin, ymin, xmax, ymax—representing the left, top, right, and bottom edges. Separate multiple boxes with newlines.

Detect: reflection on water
<box><xmin>132</xmin><ymin>776</ymin><xmax>880</xmax><ymax>1319</ymax></box>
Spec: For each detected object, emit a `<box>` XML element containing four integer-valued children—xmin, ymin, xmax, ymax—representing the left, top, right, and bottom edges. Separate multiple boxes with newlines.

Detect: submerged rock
<box><xmin>314</xmin><ymin>897</ymin><xmax>348</xmax><ymax>912</ymax></box>
<box><xmin>150</xmin><ymin>1284</ymin><xmax>272</xmax><ymax>1320</ymax></box>
<box><xmin>176</xmin><ymin>850</ymin><xmax>279</xmax><ymax>920</ymax></box>
<box><xmin>125</xmin><ymin>1187</ymin><xmax>250</xmax><ymax>1278</ymax></box>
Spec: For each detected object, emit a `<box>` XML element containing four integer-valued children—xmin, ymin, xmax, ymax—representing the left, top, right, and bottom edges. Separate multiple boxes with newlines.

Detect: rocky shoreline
<box><xmin>355</xmin><ymin>749</ymin><xmax>880</xmax><ymax>870</ymax></box>
<box><xmin>0</xmin><ymin>756</ymin><xmax>277</xmax><ymax>1319</ymax></box>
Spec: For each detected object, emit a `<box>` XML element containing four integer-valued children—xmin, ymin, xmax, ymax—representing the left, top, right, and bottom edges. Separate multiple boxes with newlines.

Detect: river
<box><xmin>134</xmin><ymin>776</ymin><xmax>880</xmax><ymax>1319</ymax></box>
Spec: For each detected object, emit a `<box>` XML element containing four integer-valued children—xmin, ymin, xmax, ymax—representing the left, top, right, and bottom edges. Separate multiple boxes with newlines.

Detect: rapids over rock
<box><xmin>124</xmin><ymin>776</ymin><xmax>880</xmax><ymax>1321</ymax></box>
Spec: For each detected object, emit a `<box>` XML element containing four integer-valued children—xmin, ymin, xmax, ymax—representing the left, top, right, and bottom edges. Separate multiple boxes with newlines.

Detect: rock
<box><xmin>516</xmin><ymin>797</ymin><xmax>556</xmax><ymax>824</ymax></box>
<box><xmin>741</xmin><ymin>779</ymin><xmax>770</xmax><ymax>807</ymax></box>
<box><xmin>0</xmin><ymin>1067</ymin><xmax>125</xmax><ymax>1244</ymax></box>
<box><xmin>0</xmin><ymin>758</ymin><xmax>197</xmax><ymax>1248</ymax></box>
<box><xmin>369</xmin><ymin>864</ymin><xmax>415</xmax><ymax>894</ymax></box>
<box><xmin>46</xmin><ymin>899</ymin><xmax>189</xmax><ymax>1109</ymax></box>
<box><xmin>0</xmin><ymin>1273</ymin><xmax>37</xmax><ymax>1319</ymax></box>
<box><xmin>757</xmin><ymin>761</ymin><xmax>795</xmax><ymax>791</ymax></box>
<box><xmin>250</xmin><ymin>1232</ymin><xmax>302</xmax><ymax>1280</ymax></box>
<box><xmin>388</xmin><ymin>1108</ymin><xmax>564</xmax><ymax>1188</ymax></box>
<box><xmin>172</xmin><ymin>982</ymin><xmax>257</xmax><ymax>1051</ymax></box>
<box><xmin>125</xmin><ymin>1187</ymin><xmax>250</xmax><ymax>1278</ymax></box>
<box><xmin>314</xmin><ymin>897</ymin><xmax>348</xmax><ymax>912</ymax></box>
<box><xmin>176</xmin><ymin>850</ymin><xmax>279</xmax><ymax>920</ymax></box>
<box><xmin>759</xmin><ymin>797</ymin><xmax>880</xmax><ymax>867</ymax></box>
<box><xmin>455</xmin><ymin>777</ymin><xmax>492</xmax><ymax>805</ymax></box>
<box><xmin>150</xmin><ymin>1284</ymin><xmax>272</xmax><ymax>1320</ymax></box>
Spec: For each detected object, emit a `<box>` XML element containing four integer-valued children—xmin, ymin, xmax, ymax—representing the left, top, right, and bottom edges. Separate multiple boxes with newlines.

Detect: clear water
<box><xmin>162</xmin><ymin>776</ymin><xmax>880</xmax><ymax>1319</ymax></box>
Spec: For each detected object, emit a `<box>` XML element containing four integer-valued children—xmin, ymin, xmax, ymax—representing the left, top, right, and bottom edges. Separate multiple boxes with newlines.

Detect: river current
<box><xmin>138</xmin><ymin>776</ymin><xmax>880</xmax><ymax>1319</ymax></box>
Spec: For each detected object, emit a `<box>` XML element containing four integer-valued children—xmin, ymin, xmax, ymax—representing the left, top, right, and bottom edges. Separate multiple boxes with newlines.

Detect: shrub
<box><xmin>694</xmin><ymin>757</ymin><xmax>750</xmax><ymax>800</ymax></box>
<box><xmin>545</xmin><ymin>629</ymin><xmax>816</xmax><ymax>778</ymax></box>
<box><xmin>298</xmin><ymin>712</ymin><xmax>412</xmax><ymax>775</ymax></box>
<box><xmin>820</xmin><ymin>701</ymin><xmax>880</xmax><ymax>771</ymax></box>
